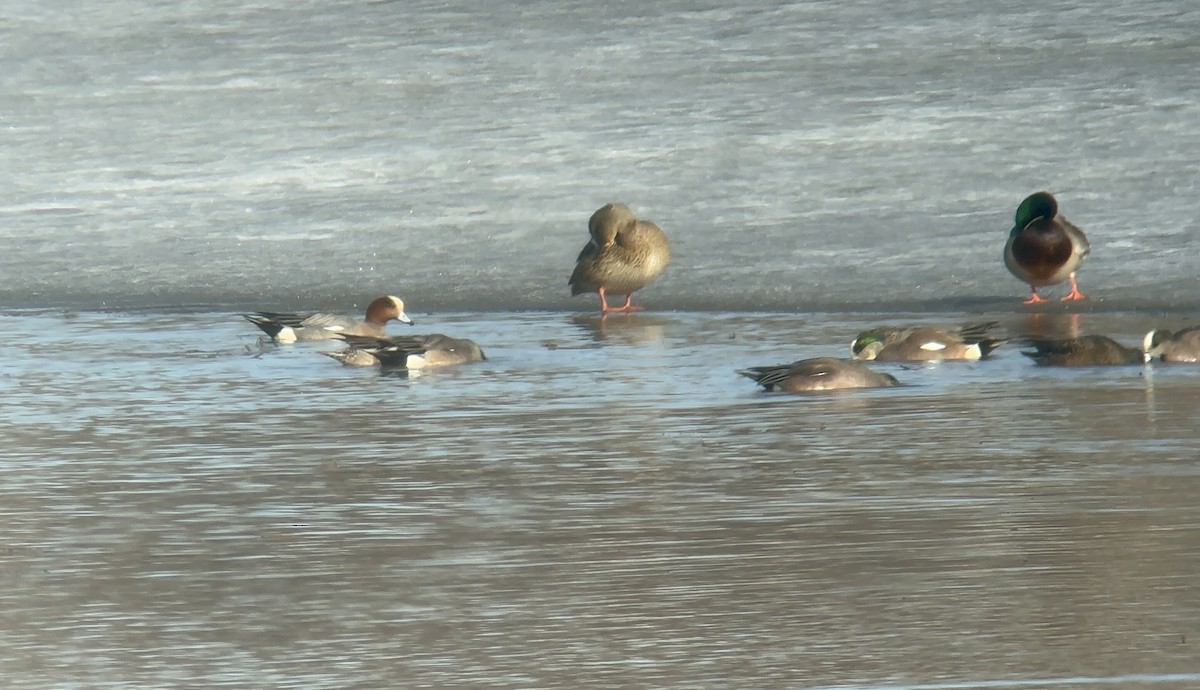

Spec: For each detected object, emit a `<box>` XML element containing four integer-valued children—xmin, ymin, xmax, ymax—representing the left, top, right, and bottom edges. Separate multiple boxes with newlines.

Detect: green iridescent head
<box><xmin>1013</xmin><ymin>191</ymin><xmax>1058</xmax><ymax>232</ymax></box>
<box><xmin>851</xmin><ymin>332</ymin><xmax>885</xmax><ymax>360</ymax></box>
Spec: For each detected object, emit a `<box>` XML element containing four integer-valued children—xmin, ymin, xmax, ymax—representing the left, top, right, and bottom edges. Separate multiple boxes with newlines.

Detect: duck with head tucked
<box><xmin>739</xmin><ymin>357</ymin><xmax>899</xmax><ymax>393</ymax></box>
<box><xmin>325</xmin><ymin>333</ymin><xmax>486</xmax><ymax>369</ymax></box>
<box><xmin>1004</xmin><ymin>191</ymin><xmax>1090</xmax><ymax>304</ymax></box>
<box><xmin>569</xmin><ymin>203</ymin><xmax>671</xmax><ymax>314</ymax></box>
<box><xmin>324</xmin><ymin>333</ymin><xmax>486</xmax><ymax>369</ymax></box>
<box><xmin>243</xmin><ymin>295</ymin><xmax>412</xmax><ymax>343</ymax></box>
<box><xmin>851</xmin><ymin>322</ymin><xmax>1005</xmax><ymax>362</ymax></box>
<box><xmin>1021</xmin><ymin>335</ymin><xmax>1144</xmax><ymax>366</ymax></box>
<box><xmin>1143</xmin><ymin>327</ymin><xmax>1200</xmax><ymax>363</ymax></box>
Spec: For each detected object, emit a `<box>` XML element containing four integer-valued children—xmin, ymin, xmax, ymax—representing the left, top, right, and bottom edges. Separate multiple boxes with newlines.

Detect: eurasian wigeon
<box><xmin>243</xmin><ymin>295</ymin><xmax>411</xmax><ymax>343</ymax></box>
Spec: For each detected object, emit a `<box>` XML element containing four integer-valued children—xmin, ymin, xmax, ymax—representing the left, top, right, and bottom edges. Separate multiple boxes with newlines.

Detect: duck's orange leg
<box><xmin>598</xmin><ymin>289</ymin><xmax>643</xmax><ymax>314</ymax></box>
<box><xmin>597</xmin><ymin>287</ymin><xmax>613</xmax><ymax>313</ymax></box>
<box><xmin>1061</xmin><ymin>273</ymin><xmax>1086</xmax><ymax>301</ymax></box>
<box><xmin>1023</xmin><ymin>286</ymin><xmax>1049</xmax><ymax>304</ymax></box>
<box><xmin>613</xmin><ymin>294</ymin><xmax>643</xmax><ymax>313</ymax></box>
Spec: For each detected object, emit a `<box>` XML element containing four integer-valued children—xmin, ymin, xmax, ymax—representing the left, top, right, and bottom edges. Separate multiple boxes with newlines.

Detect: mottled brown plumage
<box><xmin>569</xmin><ymin>203</ymin><xmax>671</xmax><ymax>314</ymax></box>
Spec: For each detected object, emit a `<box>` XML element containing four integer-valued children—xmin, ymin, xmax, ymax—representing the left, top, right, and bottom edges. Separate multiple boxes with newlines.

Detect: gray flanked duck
<box><xmin>851</xmin><ymin>322</ymin><xmax>1005</xmax><ymax>362</ymax></box>
<box><xmin>1004</xmin><ymin>192</ymin><xmax>1090</xmax><ymax>304</ymax></box>
<box><xmin>739</xmin><ymin>357</ymin><xmax>899</xmax><ymax>393</ymax></box>
<box><xmin>569</xmin><ymin>203</ymin><xmax>671</xmax><ymax>314</ymax></box>
<box><xmin>243</xmin><ymin>295</ymin><xmax>412</xmax><ymax>343</ymax></box>
<box><xmin>325</xmin><ymin>333</ymin><xmax>486</xmax><ymax>369</ymax></box>
<box><xmin>1143</xmin><ymin>327</ymin><xmax>1200</xmax><ymax>363</ymax></box>
<box><xmin>1021</xmin><ymin>335</ymin><xmax>1143</xmax><ymax>366</ymax></box>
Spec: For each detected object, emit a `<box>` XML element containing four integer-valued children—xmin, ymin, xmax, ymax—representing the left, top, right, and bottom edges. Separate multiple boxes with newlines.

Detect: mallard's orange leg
<box><xmin>1061</xmin><ymin>273</ymin><xmax>1086</xmax><ymax>301</ymax></box>
<box><xmin>613</xmin><ymin>294</ymin><xmax>643</xmax><ymax>313</ymax></box>
<box><xmin>598</xmin><ymin>288</ymin><xmax>643</xmax><ymax>314</ymax></box>
<box><xmin>1023</xmin><ymin>286</ymin><xmax>1049</xmax><ymax>304</ymax></box>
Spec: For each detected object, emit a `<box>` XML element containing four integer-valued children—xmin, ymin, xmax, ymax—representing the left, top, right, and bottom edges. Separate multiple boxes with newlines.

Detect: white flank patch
<box><xmin>276</xmin><ymin>328</ymin><xmax>297</xmax><ymax>344</ymax></box>
<box><xmin>406</xmin><ymin>353</ymin><xmax>428</xmax><ymax>369</ymax></box>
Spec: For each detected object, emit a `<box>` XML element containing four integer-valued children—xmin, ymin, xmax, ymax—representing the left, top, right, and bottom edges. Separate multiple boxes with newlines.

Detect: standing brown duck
<box><xmin>1004</xmin><ymin>191</ymin><xmax>1090</xmax><ymax>304</ymax></box>
<box><xmin>569</xmin><ymin>203</ymin><xmax>671</xmax><ymax>314</ymax></box>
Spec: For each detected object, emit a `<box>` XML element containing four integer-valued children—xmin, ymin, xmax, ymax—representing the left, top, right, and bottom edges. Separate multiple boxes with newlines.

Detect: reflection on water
<box><xmin>807</xmin><ymin>674</ymin><xmax>1200</xmax><ymax>690</ymax></box>
<box><xmin>1021</xmin><ymin>312</ymin><xmax>1085</xmax><ymax>341</ymax></box>
<box><xmin>1</xmin><ymin>310</ymin><xmax>1199</xmax><ymax>688</ymax></box>
<box><xmin>569</xmin><ymin>312</ymin><xmax>671</xmax><ymax>345</ymax></box>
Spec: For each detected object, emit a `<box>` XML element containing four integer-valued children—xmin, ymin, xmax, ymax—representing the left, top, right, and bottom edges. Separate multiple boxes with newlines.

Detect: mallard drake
<box><xmin>739</xmin><ymin>357</ymin><xmax>899</xmax><ymax>392</ymax></box>
<box><xmin>851</xmin><ymin>322</ymin><xmax>1005</xmax><ymax>362</ymax></box>
<box><xmin>569</xmin><ymin>203</ymin><xmax>671</xmax><ymax>314</ymax></box>
<box><xmin>1004</xmin><ymin>192</ymin><xmax>1090</xmax><ymax>304</ymax></box>
<box><xmin>325</xmin><ymin>333</ymin><xmax>486</xmax><ymax>369</ymax></box>
<box><xmin>1021</xmin><ymin>335</ymin><xmax>1143</xmax><ymax>366</ymax></box>
<box><xmin>1143</xmin><ymin>327</ymin><xmax>1200</xmax><ymax>363</ymax></box>
<box><xmin>243</xmin><ymin>295</ymin><xmax>412</xmax><ymax>343</ymax></box>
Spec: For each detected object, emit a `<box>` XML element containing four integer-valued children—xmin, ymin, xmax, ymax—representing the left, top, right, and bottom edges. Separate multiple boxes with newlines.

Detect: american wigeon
<box><xmin>1021</xmin><ymin>335</ymin><xmax>1143</xmax><ymax>366</ymax></box>
<box><xmin>1004</xmin><ymin>192</ymin><xmax>1090</xmax><ymax>304</ymax></box>
<box><xmin>739</xmin><ymin>357</ymin><xmax>899</xmax><ymax>392</ymax></box>
<box><xmin>325</xmin><ymin>333</ymin><xmax>486</xmax><ymax>369</ymax></box>
<box><xmin>244</xmin><ymin>295</ymin><xmax>411</xmax><ymax>343</ymax></box>
<box><xmin>851</xmin><ymin>322</ymin><xmax>1005</xmax><ymax>362</ymax></box>
<box><xmin>1143</xmin><ymin>327</ymin><xmax>1200</xmax><ymax>363</ymax></box>
<box><xmin>569</xmin><ymin>203</ymin><xmax>671</xmax><ymax>314</ymax></box>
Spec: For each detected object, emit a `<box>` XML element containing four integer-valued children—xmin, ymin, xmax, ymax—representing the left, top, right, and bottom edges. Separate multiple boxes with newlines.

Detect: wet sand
<box><xmin>0</xmin><ymin>308</ymin><xmax>1198</xmax><ymax>688</ymax></box>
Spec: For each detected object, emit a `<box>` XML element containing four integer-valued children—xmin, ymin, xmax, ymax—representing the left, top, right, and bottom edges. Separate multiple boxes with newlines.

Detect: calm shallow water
<box><xmin>1</xmin><ymin>308</ymin><xmax>1198</xmax><ymax>688</ymax></box>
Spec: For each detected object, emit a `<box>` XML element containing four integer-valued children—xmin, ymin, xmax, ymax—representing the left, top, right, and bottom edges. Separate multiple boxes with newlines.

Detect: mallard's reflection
<box><xmin>569</xmin><ymin>312</ymin><xmax>669</xmax><ymax>344</ymax></box>
<box><xmin>1021</xmin><ymin>312</ymin><xmax>1082</xmax><ymax>341</ymax></box>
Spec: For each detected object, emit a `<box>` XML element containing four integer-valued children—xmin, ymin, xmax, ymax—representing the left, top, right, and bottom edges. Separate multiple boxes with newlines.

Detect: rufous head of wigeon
<box><xmin>365</xmin><ymin>295</ymin><xmax>413</xmax><ymax>326</ymax></box>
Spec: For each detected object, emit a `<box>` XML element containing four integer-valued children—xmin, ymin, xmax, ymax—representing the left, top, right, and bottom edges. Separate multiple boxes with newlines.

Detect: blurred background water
<box><xmin>1</xmin><ymin>0</ymin><xmax>1198</xmax><ymax>311</ymax></box>
<box><xmin>2</xmin><ymin>0</ymin><xmax>1199</xmax><ymax>687</ymax></box>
